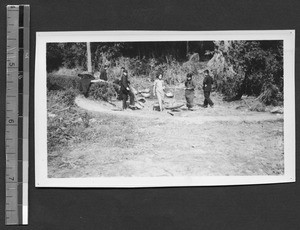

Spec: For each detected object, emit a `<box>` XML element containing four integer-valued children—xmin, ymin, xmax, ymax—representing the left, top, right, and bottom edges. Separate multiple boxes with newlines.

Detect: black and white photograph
<box><xmin>35</xmin><ymin>31</ymin><xmax>295</xmax><ymax>187</ymax></box>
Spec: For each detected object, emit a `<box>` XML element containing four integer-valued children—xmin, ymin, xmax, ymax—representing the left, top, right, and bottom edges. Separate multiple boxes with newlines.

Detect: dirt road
<box><xmin>75</xmin><ymin>95</ymin><xmax>283</xmax><ymax>124</ymax></box>
<box><xmin>47</xmin><ymin>94</ymin><xmax>284</xmax><ymax>178</ymax></box>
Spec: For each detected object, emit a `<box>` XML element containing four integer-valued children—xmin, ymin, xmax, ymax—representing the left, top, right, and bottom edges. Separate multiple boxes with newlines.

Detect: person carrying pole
<box><xmin>185</xmin><ymin>73</ymin><xmax>196</xmax><ymax>110</ymax></box>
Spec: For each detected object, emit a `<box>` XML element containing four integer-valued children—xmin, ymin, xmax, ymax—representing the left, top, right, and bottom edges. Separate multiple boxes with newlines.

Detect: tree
<box><xmin>209</xmin><ymin>40</ymin><xmax>283</xmax><ymax>105</ymax></box>
<box><xmin>86</xmin><ymin>42</ymin><xmax>92</xmax><ymax>72</ymax></box>
<box><xmin>46</xmin><ymin>43</ymin><xmax>64</xmax><ymax>72</ymax></box>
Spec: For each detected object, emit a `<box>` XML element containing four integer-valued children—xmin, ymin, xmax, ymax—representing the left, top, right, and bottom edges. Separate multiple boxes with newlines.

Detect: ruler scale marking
<box><xmin>6</xmin><ymin>5</ymin><xmax>30</xmax><ymax>226</ymax></box>
<box><xmin>22</xmin><ymin>5</ymin><xmax>30</xmax><ymax>225</ymax></box>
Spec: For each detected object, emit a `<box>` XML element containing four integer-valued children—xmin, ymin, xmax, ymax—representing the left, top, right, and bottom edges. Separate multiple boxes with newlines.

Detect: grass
<box><xmin>48</xmin><ymin>113</ymin><xmax>144</xmax><ymax>178</ymax></box>
<box><xmin>47</xmin><ymin>89</ymin><xmax>140</xmax><ymax>152</ymax></box>
<box><xmin>46</xmin><ymin>65</ymin><xmax>284</xmax><ymax>177</ymax></box>
<box><xmin>47</xmin><ymin>89</ymin><xmax>144</xmax><ymax>177</ymax></box>
<box><xmin>48</xmin><ymin>113</ymin><xmax>284</xmax><ymax>177</ymax></box>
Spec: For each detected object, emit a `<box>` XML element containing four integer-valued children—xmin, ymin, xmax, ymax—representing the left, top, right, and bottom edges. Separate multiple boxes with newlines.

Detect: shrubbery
<box><xmin>110</xmin><ymin>56</ymin><xmax>206</xmax><ymax>90</ymax></box>
<box><xmin>47</xmin><ymin>109</ymin><xmax>93</xmax><ymax>151</ymax></box>
<box><xmin>88</xmin><ymin>81</ymin><xmax>117</xmax><ymax>101</ymax></box>
<box><xmin>60</xmin><ymin>89</ymin><xmax>78</xmax><ymax>106</ymax></box>
<box><xmin>47</xmin><ymin>74</ymin><xmax>81</xmax><ymax>90</ymax></box>
<box><xmin>47</xmin><ymin>40</ymin><xmax>283</xmax><ymax>106</ymax></box>
<box><xmin>47</xmin><ymin>88</ymin><xmax>78</xmax><ymax>107</ymax></box>
<box><xmin>47</xmin><ymin>89</ymin><xmax>92</xmax><ymax>152</ymax></box>
<box><xmin>258</xmin><ymin>83</ymin><xmax>283</xmax><ymax>106</ymax></box>
<box><xmin>209</xmin><ymin>41</ymin><xmax>283</xmax><ymax>105</ymax></box>
<box><xmin>47</xmin><ymin>88</ymin><xmax>136</xmax><ymax>153</ymax></box>
<box><xmin>47</xmin><ymin>73</ymin><xmax>118</xmax><ymax>102</ymax></box>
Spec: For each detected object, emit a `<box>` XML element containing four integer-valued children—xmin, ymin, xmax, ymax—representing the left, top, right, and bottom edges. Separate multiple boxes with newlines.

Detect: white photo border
<box><xmin>35</xmin><ymin>30</ymin><xmax>295</xmax><ymax>187</ymax></box>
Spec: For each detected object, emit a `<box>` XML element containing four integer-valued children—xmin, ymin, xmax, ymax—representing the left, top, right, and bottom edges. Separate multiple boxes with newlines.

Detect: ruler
<box><xmin>5</xmin><ymin>5</ymin><xmax>30</xmax><ymax>225</ymax></box>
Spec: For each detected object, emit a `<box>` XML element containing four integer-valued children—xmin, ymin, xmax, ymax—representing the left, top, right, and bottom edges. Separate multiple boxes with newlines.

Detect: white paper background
<box><xmin>35</xmin><ymin>30</ymin><xmax>295</xmax><ymax>187</ymax></box>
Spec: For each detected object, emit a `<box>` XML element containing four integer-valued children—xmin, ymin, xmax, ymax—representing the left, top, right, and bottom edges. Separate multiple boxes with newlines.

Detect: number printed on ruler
<box><xmin>6</xmin><ymin>5</ymin><xmax>30</xmax><ymax>226</ymax></box>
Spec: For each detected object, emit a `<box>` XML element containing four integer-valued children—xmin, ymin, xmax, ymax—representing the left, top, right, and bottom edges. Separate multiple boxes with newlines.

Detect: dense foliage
<box><xmin>47</xmin><ymin>41</ymin><xmax>213</xmax><ymax>72</ymax></box>
<box><xmin>47</xmin><ymin>74</ymin><xmax>81</xmax><ymax>90</ymax></box>
<box><xmin>88</xmin><ymin>82</ymin><xmax>117</xmax><ymax>101</ymax></box>
<box><xmin>211</xmin><ymin>40</ymin><xmax>283</xmax><ymax>105</ymax></box>
<box><xmin>47</xmin><ymin>89</ymin><xmax>90</xmax><ymax>151</ymax></box>
<box><xmin>47</xmin><ymin>89</ymin><xmax>137</xmax><ymax>153</ymax></box>
<box><xmin>47</xmin><ymin>40</ymin><xmax>283</xmax><ymax>105</ymax></box>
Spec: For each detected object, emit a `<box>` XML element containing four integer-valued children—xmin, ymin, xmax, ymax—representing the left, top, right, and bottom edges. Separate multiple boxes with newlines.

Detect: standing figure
<box><xmin>185</xmin><ymin>73</ymin><xmax>196</xmax><ymax>110</ymax></box>
<box><xmin>78</xmin><ymin>72</ymin><xmax>95</xmax><ymax>98</ymax></box>
<box><xmin>100</xmin><ymin>64</ymin><xmax>109</xmax><ymax>81</ymax></box>
<box><xmin>113</xmin><ymin>67</ymin><xmax>125</xmax><ymax>100</ymax></box>
<box><xmin>120</xmin><ymin>69</ymin><xmax>134</xmax><ymax>110</ymax></box>
<box><xmin>202</xmin><ymin>69</ymin><xmax>214</xmax><ymax>108</ymax></box>
<box><xmin>153</xmin><ymin>73</ymin><xmax>165</xmax><ymax>111</ymax></box>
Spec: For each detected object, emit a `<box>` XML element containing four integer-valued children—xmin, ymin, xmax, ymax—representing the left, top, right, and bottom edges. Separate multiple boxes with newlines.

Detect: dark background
<box><xmin>0</xmin><ymin>0</ymin><xmax>299</xmax><ymax>229</ymax></box>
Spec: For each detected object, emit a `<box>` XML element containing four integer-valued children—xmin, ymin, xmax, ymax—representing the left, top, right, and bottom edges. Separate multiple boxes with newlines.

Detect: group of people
<box><xmin>95</xmin><ymin>65</ymin><xmax>135</xmax><ymax>110</ymax></box>
<box><xmin>153</xmin><ymin>69</ymin><xmax>214</xmax><ymax>111</ymax></box>
<box><xmin>95</xmin><ymin>65</ymin><xmax>214</xmax><ymax>111</ymax></box>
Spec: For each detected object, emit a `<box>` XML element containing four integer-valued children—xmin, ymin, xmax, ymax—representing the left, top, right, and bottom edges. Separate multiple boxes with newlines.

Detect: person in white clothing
<box><xmin>153</xmin><ymin>73</ymin><xmax>165</xmax><ymax>111</ymax></box>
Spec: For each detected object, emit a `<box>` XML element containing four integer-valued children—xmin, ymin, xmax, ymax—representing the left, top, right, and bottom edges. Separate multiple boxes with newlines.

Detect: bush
<box><xmin>108</xmin><ymin>56</ymin><xmax>207</xmax><ymax>91</ymax></box>
<box><xmin>47</xmin><ymin>88</ymin><xmax>79</xmax><ymax>109</ymax></box>
<box><xmin>47</xmin><ymin>89</ymin><xmax>91</xmax><ymax>152</ymax></box>
<box><xmin>88</xmin><ymin>82</ymin><xmax>116</xmax><ymax>101</ymax></box>
<box><xmin>214</xmin><ymin>71</ymin><xmax>245</xmax><ymax>96</ymax></box>
<box><xmin>47</xmin><ymin>74</ymin><xmax>81</xmax><ymax>90</ymax></box>
<box><xmin>258</xmin><ymin>83</ymin><xmax>282</xmax><ymax>106</ymax></box>
<box><xmin>60</xmin><ymin>89</ymin><xmax>78</xmax><ymax>106</ymax></box>
<box><xmin>208</xmin><ymin>40</ymin><xmax>283</xmax><ymax>105</ymax></box>
<box><xmin>47</xmin><ymin>107</ymin><xmax>92</xmax><ymax>151</ymax></box>
<box><xmin>249</xmin><ymin>101</ymin><xmax>266</xmax><ymax>112</ymax></box>
<box><xmin>53</xmin><ymin>67</ymin><xmax>83</xmax><ymax>76</ymax></box>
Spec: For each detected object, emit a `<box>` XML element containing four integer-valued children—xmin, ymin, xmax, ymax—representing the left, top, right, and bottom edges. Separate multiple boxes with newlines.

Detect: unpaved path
<box><xmin>75</xmin><ymin>96</ymin><xmax>283</xmax><ymax>124</ymax></box>
<box><xmin>48</xmin><ymin>94</ymin><xmax>284</xmax><ymax>178</ymax></box>
<box><xmin>48</xmin><ymin>109</ymin><xmax>284</xmax><ymax>177</ymax></box>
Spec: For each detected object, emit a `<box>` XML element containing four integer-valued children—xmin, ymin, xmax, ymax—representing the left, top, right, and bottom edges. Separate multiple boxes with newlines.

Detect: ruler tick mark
<box><xmin>6</xmin><ymin>5</ymin><xmax>30</xmax><ymax>226</ymax></box>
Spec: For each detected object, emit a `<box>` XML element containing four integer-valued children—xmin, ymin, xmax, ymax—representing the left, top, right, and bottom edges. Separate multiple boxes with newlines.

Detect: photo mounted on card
<box><xmin>35</xmin><ymin>31</ymin><xmax>295</xmax><ymax>187</ymax></box>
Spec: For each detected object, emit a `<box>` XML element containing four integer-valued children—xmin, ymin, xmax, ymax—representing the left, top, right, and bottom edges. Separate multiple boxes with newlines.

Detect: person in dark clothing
<box><xmin>113</xmin><ymin>78</ymin><xmax>122</xmax><ymax>100</ymax></box>
<box><xmin>113</xmin><ymin>67</ymin><xmax>125</xmax><ymax>100</ymax></box>
<box><xmin>120</xmin><ymin>70</ymin><xmax>134</xmax><ymax>110</ymax></box>
<box><xmin>78</xmin><ymin>73</ymin><xmax>95</xmax><ymax>97</ymax></box>
<box><xmin>185</xmin><ymin>73</ymin><xmax>196</xmax><ymax>110</ymax></box>
<box><xmin>202</xmin><ymin>69</ymin><xmax>214</xmax><ymax>108</ymax></box>
<box><xmin>99</xmin><ymin>65</ymin><xmax>109</xmax><ymax>81</ymax></box>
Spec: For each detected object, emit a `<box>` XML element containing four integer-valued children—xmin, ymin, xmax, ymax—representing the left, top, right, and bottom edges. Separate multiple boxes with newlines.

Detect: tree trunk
<box><xmin>186</xmin><ymin>41</ymin><xmax>189</xmax><ymax>56</ymax></box>
<box><xmin>86</xmin><ymin>42</ymin><xmax>92</xmax><ymax>72</ymax></box>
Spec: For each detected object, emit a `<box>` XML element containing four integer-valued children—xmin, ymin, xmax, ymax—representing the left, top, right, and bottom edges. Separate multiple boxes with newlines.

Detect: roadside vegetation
<box><xmin>46</xmin><ymin>40</ymin><xmax>284</xmax><ymax>177</ymax></box>
<box><xmin>47</xmin><ymin>89</ymin><xmax>142</xmax><ymax>172</ymax></box>
<box><xmin>47</xmin><ymin>40</ymin><xmax>283</xmax><ymax>105</ymax></box>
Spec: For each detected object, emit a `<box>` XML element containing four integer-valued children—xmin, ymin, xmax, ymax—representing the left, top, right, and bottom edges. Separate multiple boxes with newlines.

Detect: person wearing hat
<box><xmin>99</xmin><ymin>64</ymin><xmax>109</xmax><ymax>81</ymax></box>
<box><xmin>202</xmin><ymin>69</ymin><xmax>214</xmax><ymax>108</ymax></box>
<box><xmin>185</xmin><ymin>73</ymin><xmax>196</xmax><ymax>110</ymax></box>
<box><xmin>120</xmin><ymin>69</ymin><xmax>134</xmax><ymax>110</ymax></box>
